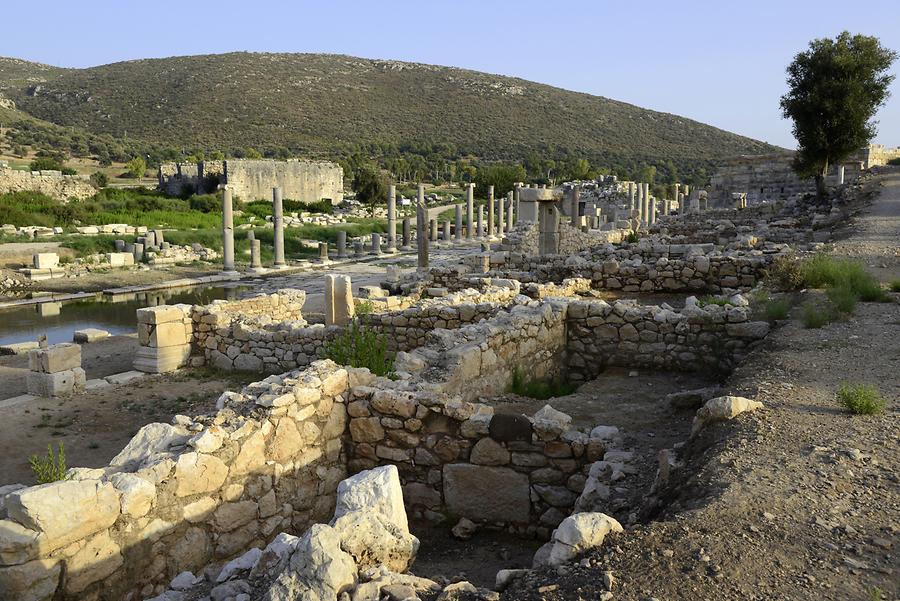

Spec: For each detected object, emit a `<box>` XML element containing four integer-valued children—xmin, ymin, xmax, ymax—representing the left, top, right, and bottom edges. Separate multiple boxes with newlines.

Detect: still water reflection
<box><xmin>0</xmin><ymin>284</ymin><xmax>249</xmax><ymax>346</ymax></box>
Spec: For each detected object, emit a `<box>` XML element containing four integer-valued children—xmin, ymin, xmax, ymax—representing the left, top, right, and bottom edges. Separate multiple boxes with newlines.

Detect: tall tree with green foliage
<box><xmin>126</xmin><ymin>156</ymin><xmax>146</xmax><ymax>179</ymax></box>
<box><xmin>352</xmin><ymin>164</ymin><xmax>389</xmax><ymax>217</ymax></box>
<box><xmin>474</xmin><ymin>163</ymin><xmax>528</xmax><ymax>197</ymax></box>
<box><xmin>780</xmin><ymin>32</ymin><xmax>896</xmax><ymax>198</ymax></box>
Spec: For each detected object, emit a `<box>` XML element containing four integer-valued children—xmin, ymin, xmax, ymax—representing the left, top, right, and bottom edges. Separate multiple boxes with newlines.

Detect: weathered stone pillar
<box><xmin>465</xmin><ymin>183</ymin><xmax>474</xmax><ymax>239</ymax></box>
<box><xmin>454</xmin><ymin>204</ymin><xmax>463</xmax><ymax>241</ymax></box>
<box><xmin>430</xmin><ymin>219</ymin><xmax>438</xmax><ymax>242</ymax></box>
<box><xmin>838</xmin><ymin>165</ymin><xmax>845</xmax><ymax>185</ymax></box>
<box><xmin>354</xmin><ymin>240</ymin><xmax>364</xmax><ymax>257</ymax></box>
<box><xmin>272</xmin><ymin>187</ymin><xmax>286</xmax><ymax>269</ymax></box>
<box><xmin>336</xmin><ymin>230</ymin><xmax>348</xmax><ymax>258</ymax></box>
<box><xmin>386</xmin><ymin>184</ymin><xmax>397</xmax><ymax>252</ymax></box>
<box><xmin>506</xmin><ymin>192</ymin><xmax>514</xmax><ymax>231</ymax></box>
<box><xmin>636</xmin><ymin>183</ymin><xmax>644</xmax><ymax>222</ymax></box>
<box><xmin>477</xmin><ymin>205</ymin><xmax>484</xmax><ymax>239</ymax></box>
<box><xmin>416</xmin><ymin>184</ymin><xmax>429</xmax><ymax>270</ymax></box>
<box><xmin>132</xmin><ymin>243</ymin><xmax>144</xmax><ymax>264</ymax></box>
<box><xmin>487</xmin><ymin>185</ymin><xmax>495</xmax><ymax>238</ymax></box>
<box><xmin>401</xmin><ymin>216</ymin><xmax>411</xmax><ymax>250</ymax></box>
<box><xmin>325</xmin><ymin>274</ymin><xmax>355</xmax><ymax>326</ymax></box>
<box><xmin>249</xmin><ymin>239</ymin><xmax>263</xmax><ymax>272</ymax></box>
<box><xmin>497</xmin><ymin>194</ymin><xmax>505</xmax><ymax>235</ymax></box>
<box><xmin>538</xmin><ymin>202</ymin><xmax>561</xmax><ymax>256</ymax></box>
<box><xmin>318</xmin><ymin>242</ymin><xmax>330</xmax><ymax>262</ymax></box>
<box><xmin>642</xmin><ymin>183</ymin><xmax>650</xmax><ymax>225</ymax></box>
<box><xmin>570</xmin><ymin>185</ymin><xmax>580</xmax><ymax>227</ymax></box>
<box><xmin>628</xmin><ymin>182</ymin><xmax>636</xmax><ymax>211</ymax></box>
<box><xmin>221</xmin><ymin>186</ymin><xmax>236</xmax><ymax>273</ymax></box>
<box><xmin>370</xmin><ymin>233</ymin><xmax>382</xmax><ymax>255</ymax></box>
<box><xmin>442</xmin><ymin>220</ymin><xmax>451</xmax><ymax>241</ymax></box>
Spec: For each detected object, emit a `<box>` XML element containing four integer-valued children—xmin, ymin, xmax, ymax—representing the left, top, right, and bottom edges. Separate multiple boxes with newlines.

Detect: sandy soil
<box><xmin>502</xmin><ymin>169</ymin><xmax>900</xmax><ymax>600</ymax></box>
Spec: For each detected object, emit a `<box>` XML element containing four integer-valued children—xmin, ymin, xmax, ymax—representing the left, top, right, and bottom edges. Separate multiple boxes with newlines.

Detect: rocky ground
<box><xmin>502</xmin><ymin>170</ymin><xmax>900</xmax><ymax>600</ymax></box>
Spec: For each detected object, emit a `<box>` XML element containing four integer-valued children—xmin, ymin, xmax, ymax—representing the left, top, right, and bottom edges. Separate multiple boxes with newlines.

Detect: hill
<box><xmin>0</xmin><ymin>53</ymin><xmax>781</xmax><ymax>178</ymax></box>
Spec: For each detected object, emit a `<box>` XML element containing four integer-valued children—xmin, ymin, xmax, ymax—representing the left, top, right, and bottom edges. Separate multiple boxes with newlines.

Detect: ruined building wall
<box><xmin>223</xmin><ymin>159</ymin><xmax>343</xmax><ymax>203</ymax></box>
<box><xmin>856</xmin><ymin>144</ymin><xmax>900</xmax><ymax>168</ymax></box>
<box><xmin>0</xmin><ymin>165</ymin><xmax>95</xmax><ymax>201</ymax></box>
<box><xmin>157</xmin><ymin>159</ymin><xmax>343</xmax><ymax>204</ymax></box>
<box><xmin>709</xmin><ymin>153</ymin><xmax>862</xmax><ymax>206</ymax></box>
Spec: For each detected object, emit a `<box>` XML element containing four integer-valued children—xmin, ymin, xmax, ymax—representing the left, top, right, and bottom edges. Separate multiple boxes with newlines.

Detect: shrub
<box><xmin>324</xmin><ymin>319</ymin><xmax>394</xmax><ymax>377</ymax></box>
<box><xmin>699</xmin><ymin>295</ymin><xmax>735</xmax><ymax>307</ymax></box>
<box><xmin>509</xmin><ymin>367</ymin><xmax>577</xmax><ymax>400</ymax></box>
<box><xmin>836</xmin><ymin>383</ymin><xmax>887</xmax><ymax>415</ymax></box>
<box><xmin>625</xmin><ymin>231</ymin><xmax>638</xmax><ymax>243</ymax></box>
<box><xmin>61</xmin><ymin>167</ymin><xmax>77</xmax><ymax>175</ymax></box>
<box><xmin>826</xmin><ymin>285</ymin><xmax>857</xmax><ymax>314</ymax></box>
<box><xmin>30</xmin><ymin>443</ymin><xmax>68</xmax><ymax>484</ymax></box>
<box><xmin>765</xmin><ymin>255</ymin><xmax>805</xmax><ymax>291</ymax></box>
<box><xmin>90</xmin><ymin>171</ymin><xmax>109</xmax><ymax>189</ymax></box>
<box><xmin>189</xmin><ymin>194</ymin><xmax>220</xmax><ymax>213</ymax></box>
<box><xmin>29</xmin><ymin>156</ymin><xmax>64</xmax><ymax>171</ymax></box>
<box><xmin>890</xmin><ymin>279</ymin><xmax>900</xmax><ymax>292</ymax></box>
<box><xmin>764</xmin><ymin>297</ymin><xmax>792</xmax><ymax>321</ymax></box>
<box><xmin>887</xmin><ymin>157</ymin><xmax>900</xmax><ymax>166</ymax></box>
<box><xmin>802</xmin><ymin>254</ymin><xmax>886</xmax><ymax>304</ymax></box>
<box><xmin>801</xmin><ymin>301</ymin><xmax>835</xmax><ymax>328</ymax></box>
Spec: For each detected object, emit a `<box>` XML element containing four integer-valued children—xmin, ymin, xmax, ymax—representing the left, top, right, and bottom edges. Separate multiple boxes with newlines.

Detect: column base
<box><xmin>399</xmin><ymin>246</ymin><xmax>412</xmax><ymax>251</ymax></box>
<box><xmin>270</xmin><ymin>263</ymin><xmax>289</xmax><ymax>270</ymax></box>
<box><xmin>248</xmin><ymin>267</ymin><xmax>267</xmax><ymax>274</ymax></box>
<box><xmin>220</xmin><ymin>270</ymin><xmax>239</xmax><ymax>277</ymax></box>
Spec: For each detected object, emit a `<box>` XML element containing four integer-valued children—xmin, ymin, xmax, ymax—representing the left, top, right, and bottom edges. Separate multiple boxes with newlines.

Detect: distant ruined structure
<box><xmin>709</xmin><ymin>143</ymin><xmax>898</xmax><ymax>207</ymax></box>
<box><xmin>157</xmin><ymin>158</ymin><xmax>344</xmax><ymax>204</ymax></box>
<box><xmin>0</xmin><ymin>162</ymin><xmax>96</xmax><ymax>201</ymax></box>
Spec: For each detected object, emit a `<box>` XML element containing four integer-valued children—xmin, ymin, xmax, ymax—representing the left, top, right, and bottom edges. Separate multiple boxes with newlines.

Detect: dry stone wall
<box><xmin>0</xmin><ymin>166</ymin><xmax>95</xmax><ymax>201</ymax></box>
<box><xmin>0</xmin><ymin>361</ymin><xmax>350</xmax><ymax>601</ymax></box>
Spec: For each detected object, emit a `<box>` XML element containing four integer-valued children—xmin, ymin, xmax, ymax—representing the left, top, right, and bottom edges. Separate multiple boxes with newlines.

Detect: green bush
<box><xmin>890</xmin><ymin>279</ymin><xmax>900</xmax><ymax>292</ymax></box>
<box><xmin>836</xmin><ymin>383</ymin><xmax>887</xmax><ymax>415</ymax></box>
<box><xmin>801</xmin><ymin>254</ymin><xmax>887</xmax><ymax>306</ymax></box>
<box><xmin>625</xmin><ymin>231</ymin><xmax>638</xmax><ymax>243</ymax></box>
<box><xmin>801</xmin><ymin>301</ymin><xmax>835</xmax><ymax>328</ymax></box>
<box><xmin>324</xmin><ymin>319</ymin><xmax>394</xmax><ymax>377</ymax></box>
<box><xmin>509</xmin><ymin>367</ymin><xmax>577</xmax><ymax>400</ymax></box>
<box><xmin>826</xmin><ymin>285</ymin><xmax>857</xmax><ymax>314</ymax></box>
<box><xmin>90</xmin><ymin>171</ymin><xmax>109</xmax><ymax>188</ymax></box>
<box><xmin>887</xmin><ymin>158</ymin><xmax>900</xmax><ymax>166</ymax></box>
<box><xmin>30</xmin><ymin>443</ymin><xmax>68</xmax><ymax>484</ymax></box>
<box><xmin>764</xmin><ymin>297</ymin><xmax>792</xmax><ymax>321</ymax></box>
<box><xmin>29</xmin><ymin>156</ymin><xmax>63</xmax><ymax>171</ymax></box>
<box><xmin>189</xmin><ymin>194</ymin><xmax>220</xmax><ymax>213</ymax></box>
<box><xmin>699</xmin><ymin>295</ymin><xmax>735</xmax><ymax>307</ymax></box>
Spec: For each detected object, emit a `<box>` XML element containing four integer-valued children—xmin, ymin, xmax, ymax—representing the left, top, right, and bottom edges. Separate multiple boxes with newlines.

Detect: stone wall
<box><xmin>0</xmin><ymin>165</ymin><xmax>95</xmax><ymax>201</ymax></box>
<box><xmin>566</xmin><ymin>298</ymin><xmax>769</xmax><ymax>380</ymax></box>
<box><xmin>223</xmin><ymin>159</ymin><xmax>343</xmax><ymax>204</ymax></box>
<box><xmin>510</xmin><ymin>221</ymin><xmax>631</xmax><ymax>256</ymax></box>
<box><xmin>0</xmin><ymin>360</ymin><xmax>350</xmax><ymax>601</ymax></box>
<box><xmin>157</xmin><ymin>159</ymin><xmax>343</xmax><ymax>204</ymax></box>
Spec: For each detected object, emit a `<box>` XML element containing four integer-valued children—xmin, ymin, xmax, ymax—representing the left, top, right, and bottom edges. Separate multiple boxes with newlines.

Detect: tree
<box><xmin>474</xmin><ymin>163</ymin><xmax>527</xmax><ymax>197</ymax></box>
<box><xmin>352</xmin><ymin>164</ymin><xmax>389</xmax><ymax>217</ymax></box>
<box><xmin>126</xmin><ymin>156</ymin><xmax>146</xmax><ymax>179</ymax></box>
<box><xmin>30</xmin><ymin>156</ymin><xmax>63</xmax><ymax>171</ymax></box>
<box><xmin>781</xmin><ymin>32</ymin><xmax>896</xmax><ymax>198</ymax></box>
<box><xmin>245</xmin><ymin>148</ymin><xmax>263</xmax><ymax>159</ymax></box>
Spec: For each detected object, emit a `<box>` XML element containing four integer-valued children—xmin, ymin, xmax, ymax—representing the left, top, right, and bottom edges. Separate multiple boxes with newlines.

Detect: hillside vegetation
<box><xmin>0</xmin><ymin>53</ymin><xmax>780</xmax><ymax>181</ymax></box>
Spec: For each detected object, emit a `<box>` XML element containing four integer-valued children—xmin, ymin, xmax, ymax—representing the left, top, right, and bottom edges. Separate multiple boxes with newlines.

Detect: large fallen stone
<box><xmin>691</xmin><ymin>395</ymin><xmax>763</xmax><ymax>436</ymax></box>
<box><xmin>443</xmin><ymin>464</ymin><xmax>530</xmax><ymax>523</ymax></box>
<box><xmin>262</xmin><ymin>524</ymin><xmax>357</xmax><ymax>601</ymax></box>
<box><xmin>331</xmin><ymin>511</ymin><xmax>418</xmax><ymax>573</ymax></box>
<box><xmin>109</xmin><ymin>422</ymin><xmax>190</xmax><ymax>472</ymax></box>
<box><xmin>333</xmin><ymin>465</ymin><xmax>407</xmax><ymax>532</ymax></box>
<box><xmin>532</xmin><ymin>404</ymin><xmax>572</xmax><ymax>441</ymax></box>
<box><xmin>537</xmin><ymin>512</ymin><xmax>623</xmax><ymax>566</ymax></box>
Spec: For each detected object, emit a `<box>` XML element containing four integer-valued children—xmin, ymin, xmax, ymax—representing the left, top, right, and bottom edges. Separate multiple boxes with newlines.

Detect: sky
<box><xmin>1</xmin><ymin>0</ymin><xmax>898</xmax><ymax>149</ymax></box>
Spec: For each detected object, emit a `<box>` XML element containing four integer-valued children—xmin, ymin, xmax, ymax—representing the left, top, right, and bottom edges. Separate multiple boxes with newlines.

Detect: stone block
<box><xmin>148</xmin><ymin>321</ymin><xmax>190</xmax><ymax>347</ymax></box>
<box><xmin>32</xmin><ymin>253</ymin><xmax>59</xmax><ymax>269</ymax></box>
<box><xmin>106</xmin><ymin>252</ymin><xmax>135</xmax><ymax>267</ymax></box>
<box><xmin>73</xmin><ymin>328</ymin><xmax>109</xmax><ymax>343</ymax></box>
<box><xmin>28</xmin><ymin>343</ymin><xmax>81</xmax><ymax>373</ymax></box>
<box><xmin>136</xmin><ymin>305</ymin><xmax>186</xmax><ymax>325</ymax></box>
<box><xmin>25</xmin><ymin>369</ymin><xmax>83</xmax><ymax>397</ymax></box>
<box><xmin>443</xmin><ymin>464</ymin><xmax>530</xmax><ymax>523</ymax></box>
<box><xmin>0</xmin><ymin>341</ymin><xmax>39</xmax><ymax>356</ymax></box>
<box><xmin>104</xmin><ymin>370</ymin><xmax>146</xmax><ymax>385</ymax></box>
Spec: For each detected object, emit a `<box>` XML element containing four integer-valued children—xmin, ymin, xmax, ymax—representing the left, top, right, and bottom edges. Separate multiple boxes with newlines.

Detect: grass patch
<box><xmin>698</xmin><ymin>295</ymin><xmax>735</xmax><ymax>307</ymax></box>
<box><xmin>764</xmin><ymin>297</ymin><xmax>792</xmax><ymax>321</ymax></box>
<box><xmin>825</xmin><ymin>285</ymin><xmax>857</xmax><ymax>314</ymax></box>
<box><xmin>509</xmin><ymin>367</ymin><xmax>578</xmax><ymax>400</ymax></box>
<box><xmin>801</xmin><ymin>254</ymin><xmax>886</xmax><ymax>302</ymax></box>
<box><xmin>324</xmin><ymin>319</ymin><xmax>394</xmax><ymax>377</ymax></box>
<box><xmin>801</xmin><ymin>301</ymin><xmax>836</xmax><ymax>328</ymax></box>
<box><xmin>889</xmin><ymin>279</ymin><xmax>900</xmax><ymax>293</ymax></box>
<box><xmin>836</xmin><ymin>383</ymin><xmax>887</xmax><ymax>415</ymax></box>
<box><xmin>30</xmin><ymin>443</ymin><xmax>68</xmax><ymax>484</ymax></box>
<box><xmin>765</xmin><ymin>255</ymin><xmax>805</xmax><ymax>291</ymax></box>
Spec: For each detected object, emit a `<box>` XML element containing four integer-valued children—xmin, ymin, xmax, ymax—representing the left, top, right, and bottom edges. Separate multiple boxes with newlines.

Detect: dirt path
<box><xmin>503</xmin><ymin>171</ymin><xmax>900</xmax><ymax>601</ymax></box>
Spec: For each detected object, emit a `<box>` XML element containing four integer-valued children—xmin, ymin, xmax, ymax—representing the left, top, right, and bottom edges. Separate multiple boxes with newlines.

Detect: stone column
<box><xmin>370</xmin><ymin>233</ymin><xmax>382</xmax><ymax>255</ymax></box>
<box><xmin>487</xmin><ymin>185</ymin><xmax>495</xmax><ymax>238</ymax></box>
<box><xmin>318</xmin><ymin>242</ymin><xmax>330</xmax><ymax>263</ymax></box>
<box><xmin>132</xmin><ymin>243</ymin><xmax>144</xmax><ymax>264</ymax></box>
<box><xmin>354</xmin><ymin>240</ymin><xmax>364</xmax><ymax>257</ymax></box>
<box><xmin>325</xmin><ymin>274</ymin><xmax>355</xmax><ymax>326</ymax></box>
<box><xmin>249</xmin><ymin>239</ymin><xmax>263</xmax><ymax>272</ymax></box>
<box><xmin>272</xmin><ymin>187</ymin><xmax>287</xmax><ymax>269</ymax></box>
<box><xmin>454</xmin><ymin>204</ymin><xmax>462</xmax><ymax>241</ymax></box>
<box><xmin>442</xmin><ymin>220</ymin><xmax>451</xmax><ymax>241</ymax></box>
<box><xmin>430</xmin><ymin>219</ymin><xmax>439</xmax><ymax>242</ymax></box>
<box><xmin>477</xmin><ymin>205</ymin><xmax>484</xmax><ymax>239</ymax></box>
<box><xmin>838</xmin><ymin>165</ymin><xmax>845</xmax><ymax>185</ymax></box>
<box><xmin>221</xmin><ymin>187</ymin><xmax>236</xmax><ymax>273</ymax></box>
<box><xmin>642</xmin><ymin>183</ymin><xmax>650</xmax><ymax>225</ymax></box>
<box><xmin>336</xmin><ymin>230</ymin><xmax>348</xmax><ymax>258</ymax></box>
<box><xmin>497</xmin><ymin>194</ymin><xmax>505</xmax><ymax>235</ymax></box>
<box><xmin>506</xmin><ymin>192</ymin><xmax>514</xmax><ymax>231</ymax></box>
<box><xmin>401</xmin><ymin>216</ymin><xmax>411</xmax><ymax>250</ymax></box>
<box><xmin>636</xmin><ymin>183</ymin><xmax>644</xmax><ymax>223</ymax></box>
<box><xmin>570</xmin><ymin>185</ymin><xmax>580</xmax><ymax>227</ymax></box>
<box><xmin>628</xmin><ymin>182</ymin><xmax>636</xmax><ymax>211</ymax></box>
<box><xmin>386</xmin><ymin>184</ymin><xmax>397</xmax><ymax>252</ymax></box>
<box><xmin>465</xmin><ymin>183</ymin><xmax>474</xmax><ymax>239</ymax></box>
<box><xmin>416</xmin><ymin>184</ymin><xmax>429</xmax><ymax>271</ymax></box>
<box><xmin>538</xmin><ymin>202</ymin><xmax>561</xmax><ymax>256</ymax></box>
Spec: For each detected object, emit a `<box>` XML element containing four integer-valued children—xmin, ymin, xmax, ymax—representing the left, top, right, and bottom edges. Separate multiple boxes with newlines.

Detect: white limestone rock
<box><xmin>333</xmin><ymin>465</ymin><xmax>408</xmax><ymax>532</ymax></box>
<box><xmin>538</xmin><ymin>512</ymin><xmax>623</xmax><ymax>566</ymax></box>
<box><xmin>109</xmin><ymin>422</ymin><xmax>190</xmax><ymax>472</ymax></box>
<box><xmin>532</xmin><ymin>404</ymin><xmax>572</xmax><ymax>441</ymax></box>
<box><xmin>691</xmin><ymin>395</ymin><xmax>763</xmax><ymax>436</ymax></box>
<box><xmin>262</xmin><ymin>524</ymin><xmax>357</xmax><ymax>601</ymax></box>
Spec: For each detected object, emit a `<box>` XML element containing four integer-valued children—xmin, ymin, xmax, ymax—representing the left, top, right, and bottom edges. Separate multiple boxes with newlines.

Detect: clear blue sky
<box><xmin>2</xmin><ymin>0</ymin><xmax>898</xmax><ymax>149</ymax></box>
